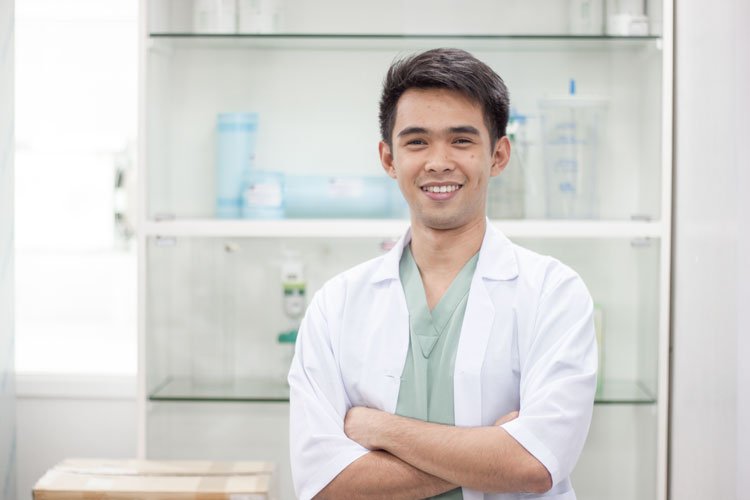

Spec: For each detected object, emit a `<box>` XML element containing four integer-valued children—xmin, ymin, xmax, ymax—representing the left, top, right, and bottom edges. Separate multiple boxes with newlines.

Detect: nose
<box><xmin>424</xmin><ymin>143</ymin><xmax>456</xmax><ymax>173</ymax></box>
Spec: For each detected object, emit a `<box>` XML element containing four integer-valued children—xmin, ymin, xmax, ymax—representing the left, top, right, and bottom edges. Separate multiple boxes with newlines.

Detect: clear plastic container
<box><xmin>539</xmin><ymin>97</ymin><xmax>607</xmax><ymax>219</ymax></box>
<box><xmin>216</xmin><ymin>112</ymin><xmax>259</xmax><ymax>218</ymax></box>
<box><xmin>487</xmin><ymin>112</ymin><xmax>527</xmax><ymax>219</ymax></box>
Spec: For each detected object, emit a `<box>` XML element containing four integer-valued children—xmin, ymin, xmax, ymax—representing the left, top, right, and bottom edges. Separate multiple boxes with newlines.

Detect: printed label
<box><xmin>328</xmin><ymin>177</ymin><xmax>363</xmax><ymax>198</ymax></box>
<box><xmin>245</xmin><ymin>182</ymin><xmax>282</xmax><ymax>207</ymax></box>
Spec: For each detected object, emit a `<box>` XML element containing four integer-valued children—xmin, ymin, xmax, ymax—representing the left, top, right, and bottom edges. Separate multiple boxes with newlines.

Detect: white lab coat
<box><xmin>288</xmin><ymin>222</ymin><xmax>597</xmax><ymax>500</ymax></box>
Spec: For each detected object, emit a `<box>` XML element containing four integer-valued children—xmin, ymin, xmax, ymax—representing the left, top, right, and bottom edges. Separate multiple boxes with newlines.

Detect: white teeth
<box><xmin>424</xmin><ymin>185</ymin><xmax>460</xmax><ymax>193</ymax></box>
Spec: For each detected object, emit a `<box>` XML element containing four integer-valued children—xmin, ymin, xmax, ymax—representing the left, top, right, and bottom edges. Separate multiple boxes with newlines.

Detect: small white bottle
<box><xmin>569</xmin><ymin>0</ymin><xmax>604</xmax><ymax>35</ymax></box>
<box><xmin>606</xmin><ymin>0</ymin><xmax>649</xmax><ymax>36</ymax></box>
<box><xmin>237</xmin><ymin>0</ymin><xmax>280</xmax><ymax>34</ymax></box>
<box><xmin>193</xmin><ymin>0</ymin><xmax>237</xmax><ymax>34</ymax></box>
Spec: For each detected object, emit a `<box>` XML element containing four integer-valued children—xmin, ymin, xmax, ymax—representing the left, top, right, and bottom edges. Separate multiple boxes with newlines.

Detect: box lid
<box><xmin>34</xmin><ymin>470</ymin><xmax>271</xmax><ymax>499</ymax></box>
<box><xmin>33</xmin><ymin>459</ymin><xmax>277</xmax><ymax>500</ymax></box>
<box><xmin>55</xmin><ymin>458</ymin><xmax>275</xmax><ymax>476</ymax></box>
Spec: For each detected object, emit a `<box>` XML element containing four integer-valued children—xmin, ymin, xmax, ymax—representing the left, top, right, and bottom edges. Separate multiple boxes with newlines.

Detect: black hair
<box><xmin>379</xmin><ymin>48</ymin><xmax>510</xmax><ymax>149</ymax></box>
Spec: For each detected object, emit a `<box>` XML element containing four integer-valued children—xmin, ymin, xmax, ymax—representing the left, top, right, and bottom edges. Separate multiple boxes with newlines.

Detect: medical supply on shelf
<box><xmin>487</xmin><ymin>109</ymin><xmax>527</xmax><ymax>219</ymax></box>
<box><xmin>237</xmin><ymin>0</ymin><xmax>281</xmax><ymax>33</ymax></box>
<box><xmin>280</xmin><ymin>252</ymin><xmax>306</xmax><ymax>328</ymax></box>
<box><xmin>216</xmin><ymin>112</ymin><xmax>259</xmax><ymax>218</ymax></box>
<box><xmin>605</xmin><ymin>0</ymin><xmax>649</xmax><ymax>35</ymax></box>
<box><xmin>242</xmin><ymin>170</ymin><xmax>284</xmax><ymax>219</ymax></box>
<box><xmin>539</xmin><ymin>80</ymin><xmax>607</xmax><ymax>219</ymax></box>
<box><xmin>569</xmin><ymin>0</ymin><xmax>604</xmax><ymax>35</ymax></box>
<box><xmin>607</xmin><ymin>13</ymin><xmax>649</xmax><ymax>35</ymax></box>
<box><xmin>277</xmin><ymin>249</ymin><xmax>306</xmax><ymax>381</ymax></box>
<box><xmin>193</xmin><ymin>0</ymin><xmax>237</xmax><ymax>34</ymax></box>
<box><xmin>284</xmin><ymin>174</ymin><xmax>406</xmax><ymax>219</ymax></box>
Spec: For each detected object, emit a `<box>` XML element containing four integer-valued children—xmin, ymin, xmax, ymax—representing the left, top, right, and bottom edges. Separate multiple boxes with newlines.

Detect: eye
<box><xmin>454</xmin><ymin>138</ymin><xmax>473</xmax><ymax>144</ymax></box>
<box><xmin>406</xmin><ymin>138</ymin><xmax>426</xmax><ymax>146</ymax></box>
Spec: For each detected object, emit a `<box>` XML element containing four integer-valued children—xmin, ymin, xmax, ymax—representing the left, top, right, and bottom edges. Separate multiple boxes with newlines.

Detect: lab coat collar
<box><xmin>369</xmin><ymin>218</ymin><xmax>518</xmax><ymax>284</ymax></box>
<box><xmin>479</xmin><ymin>220</ymin><xmax>519</xmax><ymax>281</ymax></box>
<box><xmin>370</xmin><ymin>226</ymin><xmax>412</xmax><ymax>283</ymax></box>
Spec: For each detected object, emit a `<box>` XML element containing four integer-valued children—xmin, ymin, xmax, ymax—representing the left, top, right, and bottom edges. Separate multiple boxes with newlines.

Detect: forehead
<box><xmin>394</xmin><ymin>88</ymin><xmax>487</xmax><ymax>133</ymax></box>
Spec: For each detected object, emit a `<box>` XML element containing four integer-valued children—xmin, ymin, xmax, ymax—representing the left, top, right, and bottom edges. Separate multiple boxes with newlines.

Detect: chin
<box><xmin>416</xmin><ymin>212</ymin><xmax>468</xmax><ymax>231</ymax></box>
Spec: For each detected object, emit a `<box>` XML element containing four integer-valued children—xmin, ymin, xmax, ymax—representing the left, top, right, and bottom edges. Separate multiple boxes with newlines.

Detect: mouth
<box><xmin>420</xmin><ymin>182</ymin><xmax>463</xmax><ymax>200</ymax></box>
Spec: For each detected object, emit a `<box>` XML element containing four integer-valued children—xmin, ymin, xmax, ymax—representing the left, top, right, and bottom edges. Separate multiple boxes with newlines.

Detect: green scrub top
<box><xmin>396</xmin><ymin>244</ymin><xmax>479</xmax><ymax>500</ymax></box>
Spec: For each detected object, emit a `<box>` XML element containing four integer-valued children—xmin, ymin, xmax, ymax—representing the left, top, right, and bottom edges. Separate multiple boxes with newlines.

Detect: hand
<box><xmin>344</xmin><ymin>406</ymin><xmax>391</xmax><ymax>450</ymax></box>
<box><xmin>493</xmin><ymin>410</ymin><xmax>519</xmax><ymax>426</ymax></box>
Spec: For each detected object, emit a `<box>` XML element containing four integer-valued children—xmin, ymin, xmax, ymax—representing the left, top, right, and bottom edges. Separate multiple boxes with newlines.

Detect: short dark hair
<box><xmin>379</xmin><ymin>48</ymin><xmax>510</xmax><ymax>148</ymax></box>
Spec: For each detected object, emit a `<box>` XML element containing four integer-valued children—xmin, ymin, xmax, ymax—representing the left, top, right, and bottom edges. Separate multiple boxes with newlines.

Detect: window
<box><xmin>15</xmin><ymin>0</ymin><xmax>138</xmax><ymax>375</ymax></box>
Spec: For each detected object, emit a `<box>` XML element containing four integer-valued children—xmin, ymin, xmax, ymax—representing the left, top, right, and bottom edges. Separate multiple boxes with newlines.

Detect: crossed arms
<box><xmin>314</xmin><ymin>408</ymin><xmax>551</xmax><ymax>500</ymax></box>
<box><xmin>290</xmin><ymin>269</ymin><xmax>597</xmax><ymax>500</ymax></box>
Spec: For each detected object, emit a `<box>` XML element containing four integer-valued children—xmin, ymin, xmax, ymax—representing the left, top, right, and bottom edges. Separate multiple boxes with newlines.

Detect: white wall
<box><xmin>671</xmin><ymin>0</ymin><xmax>750</xmax><ymax>498</ymax></box>
<box><xmin>14</xmin><ymin>375</ymin><xmax>136</xmax><ymax>500</ymax></box>
<box><xmin>0</xmin><ymin>0</ymin><xmax>16</xmax><ymax>499</ymax></box>
<box><xmin>734</xmin><ymin>3</ymin><xmax>750</xmax><ymax>494</ymax></box>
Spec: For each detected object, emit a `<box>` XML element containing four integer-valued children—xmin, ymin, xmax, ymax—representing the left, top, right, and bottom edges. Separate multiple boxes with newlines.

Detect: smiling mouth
<box><xmin>421</xmin><ymin>184</ymin><xmax>462</xmax><ymax>193</ymax></box>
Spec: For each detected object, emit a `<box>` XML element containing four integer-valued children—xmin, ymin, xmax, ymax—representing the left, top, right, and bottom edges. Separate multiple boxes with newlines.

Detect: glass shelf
<box><xmin>148</xmin><ymin>376</ymin><xmax>654</xmax><ymax>405</ymax></box>
<box><xmin>149</xmin><ymin>376</ymin><xmax>290</xmax><ymax>402</ymax></box>
<box><xmin>147</xmin><ymin>33</ymin><xmax>662</xmax><ymax>52</ymax></box>
<box><xmin>595</xmin><ymin>379</ymin><xmax>656</xmax><ymax>405</ymax></box>
<box><xmin>150</xmin><ymin>33</ymin><xmax>662</xmax><ymax>39</ymax></box>
<box><xmin>142</xmin><ymin>218</ymin><xmax>664</xmax><ymax>239</ymax></box>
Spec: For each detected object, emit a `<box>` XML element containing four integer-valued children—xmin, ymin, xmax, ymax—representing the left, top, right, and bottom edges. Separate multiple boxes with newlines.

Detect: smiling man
<box><xmin>288</xmin><ymin>48</ymin><xmax>597</xmax><ymax>500</ymax></box>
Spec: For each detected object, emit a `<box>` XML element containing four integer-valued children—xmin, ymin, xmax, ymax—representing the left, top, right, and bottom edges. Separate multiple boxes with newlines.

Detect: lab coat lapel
<box><xmin>454</xmin><ymin>222</ymin><xmax>518</xmax><ymax>428</ymax></box>
<box><xmin>369</xmin><ymin>229</ymin><xmax>411</xmax><ymax>414</ymax></box>
<box><xmin>454</xmin><ymin>273</ymin><xmax>495</xmax><ymax>428</ymax></box>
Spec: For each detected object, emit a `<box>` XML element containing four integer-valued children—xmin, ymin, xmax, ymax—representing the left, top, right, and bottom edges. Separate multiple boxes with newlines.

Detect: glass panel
<box><xmin>147</xmin><ymin>235</ymin><xmax>660</xmax><ymax>404</ymax></box>
<box><xmin>146</xmin><ymin>36</ymin><xmax>663</xmax><ymax>221</ymax></box>
<box><xmin>514</xmin><ymin>237</ymin><xmax>661</xmax><ymax>403</ymax></box>
<box><xmin>150</xmin><ymin>376</ymin><xmax>289</xmax><ymax>401</ymax></box>
<box><xmin>146</xmin><ymin>236</ymin><xmax>390</xmax><ymax>399</ymax></box>
<box><xmin>148</xmin><ymin>0</ymin><xmax>664</xmax><ymax>37</ymax></box>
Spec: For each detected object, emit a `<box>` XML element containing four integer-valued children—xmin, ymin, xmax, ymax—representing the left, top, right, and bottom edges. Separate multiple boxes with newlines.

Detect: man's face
<box><xmin>379</xmin><ymin>88</ymin><xmax>510</xmax><ymax>231</ymax></box>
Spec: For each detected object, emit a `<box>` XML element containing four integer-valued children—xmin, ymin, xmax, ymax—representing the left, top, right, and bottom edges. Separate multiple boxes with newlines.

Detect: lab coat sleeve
<box><xmin>500</xmin><ymin>268</ymin><xmax>597</xmax><ymax>487</ymax></box>
<box><xmin>288</xmin><ymin>284</ymin><xmax>370</xmax><ymax>500</ymax></box>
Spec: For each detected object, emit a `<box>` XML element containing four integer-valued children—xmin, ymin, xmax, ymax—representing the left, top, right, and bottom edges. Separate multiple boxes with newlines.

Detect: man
<box><xmin>288</xmin><ymin>48</ymin><xmax>597</xmax><ymax>500</ymax></box>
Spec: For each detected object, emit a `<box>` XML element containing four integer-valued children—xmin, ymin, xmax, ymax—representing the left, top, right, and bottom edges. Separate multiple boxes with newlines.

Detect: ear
<box><xmin>379</xmin><ymin>141</ymin><xmax>397</xmax><ymax>179</ymax></box>
<box><xmin>490</xmin><ymin>136</ymin><xmax>511</xmax><ymax>178</ymax></box>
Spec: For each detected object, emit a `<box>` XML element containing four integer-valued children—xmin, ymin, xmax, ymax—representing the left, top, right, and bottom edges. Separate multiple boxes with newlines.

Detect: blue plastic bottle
<box><xmin>216</xmin><ymin>112</ymin><xmax>259</xmax><ymax>218</ymax></box>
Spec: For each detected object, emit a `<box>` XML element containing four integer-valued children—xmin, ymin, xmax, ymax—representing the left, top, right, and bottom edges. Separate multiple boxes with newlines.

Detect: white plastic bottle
<box><xmin>193</xmin><ymin>0</ymin><xmax>237</xmax><ymax>34</ymax></box>
<box><xmin>569</xmin><ymin>0</ymin><xmax>604</xmax><ymax>35</ymax></box>
<box><xmin>237</xmin><ymin>0</ymin><xmax>280</xmax><ymax>34</ymax></box>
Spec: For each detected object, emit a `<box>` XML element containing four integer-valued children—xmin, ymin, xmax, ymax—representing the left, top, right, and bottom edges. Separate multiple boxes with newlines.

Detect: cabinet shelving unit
<box><xmin>137</xmin><ymin>2</ymin><xmax>673</xmax><ymax>499</ymax></box>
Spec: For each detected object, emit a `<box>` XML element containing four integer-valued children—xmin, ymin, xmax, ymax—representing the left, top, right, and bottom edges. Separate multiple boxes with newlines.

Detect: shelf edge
<box><xmin>140</xmin><ymin>219</ymin><xmax>665</xmax><ymax>239</ymax></box>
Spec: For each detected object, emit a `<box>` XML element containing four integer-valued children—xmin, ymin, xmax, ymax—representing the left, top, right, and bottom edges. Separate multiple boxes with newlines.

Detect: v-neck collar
<box><xmin>400</xmin><ymin>245</ymin><xmax>479</xmax><ymax>358</ymax></box>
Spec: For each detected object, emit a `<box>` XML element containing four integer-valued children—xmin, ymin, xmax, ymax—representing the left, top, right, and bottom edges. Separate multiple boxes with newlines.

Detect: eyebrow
<box><xmin>396</xmin><ymin>125</ymin><xmax>482</xmax><ymax>138</ymax></box>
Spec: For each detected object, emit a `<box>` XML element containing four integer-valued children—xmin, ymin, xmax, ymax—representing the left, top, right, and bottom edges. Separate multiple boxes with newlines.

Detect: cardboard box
<box><xmin>33</xmin><ymin>459</ymin><xmax>278</xmax><ymax>500</ymax></box>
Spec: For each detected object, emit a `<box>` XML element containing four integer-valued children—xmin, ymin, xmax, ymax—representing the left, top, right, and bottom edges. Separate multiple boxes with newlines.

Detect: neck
<box><xmin>409</xmin><ymin>216</ymin><xmax>486</xmax><ymax>279</ymax></box>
